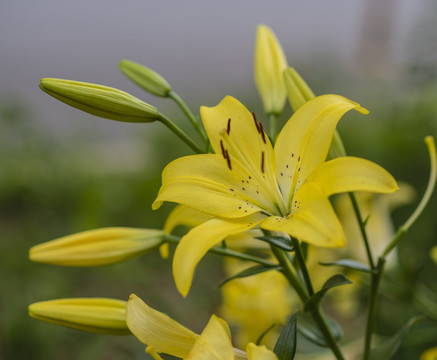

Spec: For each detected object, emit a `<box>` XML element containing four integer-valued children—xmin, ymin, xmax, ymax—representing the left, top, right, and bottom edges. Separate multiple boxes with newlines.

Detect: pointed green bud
<box><xmin>29</xmin><ymin>227</ymin><xmax>164</xmax><ymax>266</ymax></box>
<box><xmin>254</xmin><ymin>24</ymin><xmax>288</xmax><ymax>115</ymax></box>
<box><xmin>119</xmin><ymin>60</ymin><xmax>172</xmax><ymax>97</ymax></box>
<box><xmin>28</xmin><ymin>298</ymin><xmax>130</xmax><ymax>335</ymax></box>
<box><xmin>283</xmin><ymin>67</ymin><xmax>315</xmax><ymax>112</ymax></box>
<box><xmin>40</xmin><ymin>78</ymin><xmax>159</xmax><ymax>122</ymax></box>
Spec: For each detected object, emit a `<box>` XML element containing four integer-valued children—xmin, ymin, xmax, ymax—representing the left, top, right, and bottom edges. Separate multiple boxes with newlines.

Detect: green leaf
<box><xmin>274</xmin><ymin>312</ymin><xmax>297</xmax><ymax>360</ymax></box>
<box><xmin>255</xmin><ymin>235</ymin><xmax>294</xmax><ymax>251</ymax></box>
<box><xmin>297</xmin><ymin>312</ymin><xmax>343</xmax><ymax>347</ymax></box>
<box><xmin>304</xmin><ymin>274</ymin><xmax>352</xmax><ymax>311</ymax></box>
<box><xmin>370</xmin><ymin>316</ymin><xmax>423</xmax><ymax>360</ymax></box>
<box><xmin>319</xmin><ymin>259</ymin><xmax>371</xmax><ymax>273</ymax></box>
<box><xmin>218</xmin><ymin>264</ymin><xmax>282</xmax><ymax>287</ymax></box>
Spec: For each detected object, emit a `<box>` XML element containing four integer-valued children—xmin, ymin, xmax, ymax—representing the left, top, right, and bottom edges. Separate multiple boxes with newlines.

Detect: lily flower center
<box><xmin>218</xmin><ymin>115</ymin><xmax>288</xmax><ymax>217</ymax></box>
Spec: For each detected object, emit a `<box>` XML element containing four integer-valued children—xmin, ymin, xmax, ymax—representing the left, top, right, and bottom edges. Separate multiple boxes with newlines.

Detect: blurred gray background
<box><xmin>0</xmin><ymin>0</ymin><xmax>430</xmax><ymax>132</ymax></box>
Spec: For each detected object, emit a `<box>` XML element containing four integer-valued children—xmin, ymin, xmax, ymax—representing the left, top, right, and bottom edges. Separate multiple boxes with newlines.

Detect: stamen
<box><xmin>227</xmin><ymin>118</ymin><xmax>231</xmax><ymax>135</ymax></box>
<box><xmin>220</xmin><ymin>140</ymin><xmax>226</xmax><ymax>159</ymax></box>
<box><xmin>259</xmin><ymin>122</ymin><xmax>266</xmax><ymax>144</ymax></box>
<box><xmin>252</xmin><ymin>112</ymin><xmax>261</xmax><ymax>133</ymax></box>
<box><xmin>261</xmin><ymin>151</ymin><xmax>265</xmax><ymax>173</ymax></box>
<box><xmin>225</xmin><ymin>150</ymin><xmax>232</xmax><ymax>170</ymax></box>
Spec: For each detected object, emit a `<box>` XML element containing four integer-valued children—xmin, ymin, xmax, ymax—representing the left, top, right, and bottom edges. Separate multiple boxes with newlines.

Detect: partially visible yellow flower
<box><xmin>431</xmin><ymin>246</ymin><xmax>437</xmax><ymax>265</ymax></box>
<box><xmin>421</xmin><ymin>346</ymin><xmax>437</xmax><ymax>360</ymax></box>
<box><xmin>221</xmin><ymin>258</ymin><xmax>295</xmax><ymax>348</ymax></box>
<box><xmin>153</xmin><ymin>95</ymin><xmax>398</xmax><ymax>296</ymax></box>
<box><xmin>335</xmin><ymin>183</ymin><xmax>415</xmax><ymax>261</ymax></box>
<box><xmin>40</xmin><ymin>78</ymin><xmax>159</xmax><ymax>123</ymax></box>
<box><xmin>126</xmin><ymin>294</ymin><xmax>277</xmax><ymax>359</ymax></box>
<box><xmin>254</xmin><ymin>25</ymin><xmax>288</xmax><ymax>115</ymax></box>
<box><xmin>29</xmin><ymin>227</ymin><xmax>163</xmax><ymax>266</ymax></box>
<box><xmin>28</xmin><ymin>298</ymin><xmax>129</xmax><ymax>335</ymax></box>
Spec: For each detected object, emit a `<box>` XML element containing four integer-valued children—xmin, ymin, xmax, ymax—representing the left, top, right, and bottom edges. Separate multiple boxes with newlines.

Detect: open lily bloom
<box><xmin>126</xmin><ymin>294</ymin><xmax>277</xmax><ymax>360</ymax></box>
<box><xmin>153</xmin><ymin>95</ymin><xmax>398</xmax><ymax>296</ymax></box>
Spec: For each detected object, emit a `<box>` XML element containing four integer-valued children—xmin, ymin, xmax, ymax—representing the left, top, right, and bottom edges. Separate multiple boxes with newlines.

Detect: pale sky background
<box><xmin>0</xmin><ymin>0</ymin><xmax>429</xmax><ymax>136</ymax></box>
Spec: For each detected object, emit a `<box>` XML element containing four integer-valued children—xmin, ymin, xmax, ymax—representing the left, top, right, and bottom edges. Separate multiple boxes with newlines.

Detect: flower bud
<box><xmin>283</xmin><ymin>67</ymin><xmax>315</xmax><ymax>112</ymax></box>
<box><xmin>119</xmin><ymin>60</ymin><xmax>171</xmax><ymax>97</ymax></box>
<box><xmin>40</xmin><ymin>78</ymin><xmax>159</xmax><ymax>122</ymax></box>
<box><xmin>29</xmin><ymin>298</ymin><xmax>130</xmax><ymax>335</ymax></box>
<box><xmin>254</xmin><ymin>25</ymin><xmax>288</xmax><ymax>115</ymax></box>
<box><xmin>29</xmin><ymin>227</ymin><xmax>164</xmax><ymax>266</ymax></box>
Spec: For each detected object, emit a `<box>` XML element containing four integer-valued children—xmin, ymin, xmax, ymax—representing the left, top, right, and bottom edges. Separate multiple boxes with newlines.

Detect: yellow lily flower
<box><xmin>221</xmin><ymin>258</ymin><xmax>294</xmax><ymax>348</ymax></box>
<box><xmin>153</xmin><ymin>95</ymin><xmax>398</xmax><ymax>296</ymax></box>
<box><xmin>126</xmin><ymin>294</ymin><xmax>277</xmax><ymax>360</ymax></box>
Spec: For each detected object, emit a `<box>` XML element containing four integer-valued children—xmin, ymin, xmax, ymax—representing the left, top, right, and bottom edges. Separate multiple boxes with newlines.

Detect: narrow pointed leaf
<box><xmin>370</xmin><ymin>316</ymin><xmax>423</xmax><ymax>360</ymax></box>
<box><xmin>297</xmin><ymin>312</ymin><xmax>343</xmax><ymax>347</ymax></box>
<box><xmin>304</xmin><ymin>274</ymin><xmax>352</xmax><ymax>311</ymax></box>
<box><xmin>273</xmin><ymin>312</ymin><xmax>297</xmax><ymax>360</ymax></box>
<box><xmin>219</xmin><ymin>264</ymin><xmax>282</xmax><ymax>287</ymax></box>
<box><xmin>256</xmin><ymin>324</ymin><xmax>276</xmax><ymax>345</ymax></box>
<box><xmin>319</xmin><ymin>259</ymin><xmax>371</xmax><ymax>273</ymax></box>
<box><xmin>255</xmin><ymin>235</ymin><xmax>294</xmax><ymax>251</ymax></box>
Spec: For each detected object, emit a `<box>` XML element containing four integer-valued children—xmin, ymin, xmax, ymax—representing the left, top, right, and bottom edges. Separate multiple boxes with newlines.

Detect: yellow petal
<box><xmin>28</xmin><ymin>298</ymin><xmax>129</xmax><ymax>335</ymax></box>
<box><xmin>246</xmin><ymin>343</ymin><xmax>278</xmax><ymax>360</ymax></box>
<box><xmin>153</xmin><ymin>154</ymin><xmax>269</xmax><ymax>218</ymax></box>
<box><xmin>173</xmin><ymin>214</ymin><xmax>264</xmax><ymax>297</ymax></box>
<box><xmin>186</xmin><ymin>315</ymin><xmax>234</xmax><ymax>360</ymax></box>
<box><xmin>126</xmin><ymin>294</ymin><xmax>198</xmax><ymax>358</ymax></box>
<box><xmin>262</xmin><ymin>182</ymin><xmax>344</xmax><ymax>248</ymax></box>
<box><xmin>29</xmin><ymin>227</ymin><xmax>163</xmax><ymax>266</ymax></box>
<box><xmin>254</xmin><ymin>25</ymin><xmax>288</xmax><ymax>114</ymax></box>
<box><xmin>164</xmin><ymin>205</ymin><xmax>213</xmax><ymax>234</ymax></box>
<box><xmin>200</xmin><ymin>96</ymin><xmax>286</xmax><ymax>216</ymax></box>
<box><xmin>274</xmin><ymin>95</ymin><xmax>368</xmax><ymax>207</ymax></box>
<box><xmin>308</xmin><ymin>156</ymin><xmax>399</xmax><ymax>196</ymax></box>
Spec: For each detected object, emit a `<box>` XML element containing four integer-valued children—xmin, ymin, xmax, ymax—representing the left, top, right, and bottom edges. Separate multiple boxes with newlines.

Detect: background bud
<box><xmin>29</xmin><ymin>298</ymin><xmax>130</xmax><ymax>335</ymax></box>
<box><xmin>29</xmin><ymin>227</ymin><xmax>164</xmax><ymax>266</ymax></box>
<box><xmin>40</xmin><ymin>78</ymin><xmax>159</xmax><ymax>122</ymax></box>
<box><xmin>254</xmin><ymin>24</ymin><xmax>288</xmax><ymax>115</ymax></box>
<box><xmin>119</xmin><ymin>60</ymin><xmax>172</xmax><ymax>97</ymax></box>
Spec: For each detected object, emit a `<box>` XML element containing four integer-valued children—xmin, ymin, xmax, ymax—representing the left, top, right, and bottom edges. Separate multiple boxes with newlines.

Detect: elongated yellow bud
<box><xmin>283</xmin><ymin>67</ymin><xmax>315</xmax><ymax>112</ymax></box>
<box><xmin>254</xmin><ymin>25</ymin><xmax>288</xmax><ymax>115</ymax></box>
<box><xmin>40</xmin><ymin>78</ymin><xmax>159</xmax><ymax>122</ymax></box>
<box><xmin>28</xmin><ymin>298</ymin><xmax>130</xmax><ymax>335</ymax></box>
<box><xmin>119</xmin><ymin>60</ymin><xmax>171</xmax><ymax>97</ymax></box>
<box><xmin>29</xmin><ymin>227</ymin><xmax>163</xmax><ymax>266</ymax></box>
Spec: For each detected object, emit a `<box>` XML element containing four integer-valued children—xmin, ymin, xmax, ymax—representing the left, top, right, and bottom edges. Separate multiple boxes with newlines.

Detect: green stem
<box><xmin>363</xmin><ymin>257</ymin><xmax>386</xmax><ymax>360</ymax></box>
<box><xmin>168</xmin><ymin>90</ymin><xmax>208</xmax><ymax>145</ymax></box>
<box><xmin>158</xmin><ymin>113</ymin><xmax>204</xmax><ymax>154</ymax></box>
<box><xmin>383</xmin><ymin>137</ymin><xmax>436</xmax><ymax>257</ymax></box>
<box><xmin>163</xmin><ymin>234</ymin><xmax>276</xmax><ymax>267</ymax></box>
<box><xmin>348</xmin><ymin>193</ymin><xmax>375</xmax><ymax>269</ymax></box>
<box><xmin>290</xmin><ymin>237</ymin><xmax>314</xmax><ymax>296</ymax></box>
<box><xmin>271</xmin><ymin>246</ymin><xmax>345</xmax><ymax>360</ymax></box>
<box><xmin>268</xmin><ymin>112</ymin><xmax>278</xmax><ymax>142</ymax></box>
<box><xmin>271</xmin><ymin>245</ymin><xmax>308</xmax><ymax>301</ymax></box>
